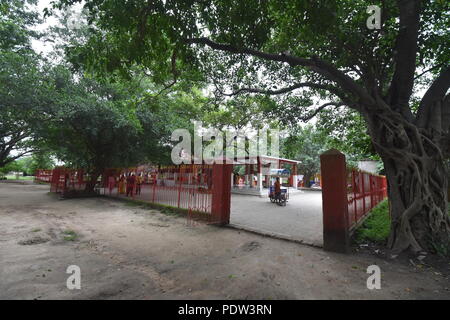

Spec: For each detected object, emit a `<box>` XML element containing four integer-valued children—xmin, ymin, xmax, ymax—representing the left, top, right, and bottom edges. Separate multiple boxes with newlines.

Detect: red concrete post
<box><xmin>361</xmin><ymin>172</ymin><xmax>366</xmax><ymax>216</ymax></box>
<box><xmin>211</xmin><ymin>164</ymin><xmax>233</xmax><ymax>225</ymax></box>
<box><xmin>320</xmin><ymin>149</ymin><xmax>350</xmax><ymax>253</ymax></box>
<box><xmin>352</xmin><ymin>170</ymin><xmax>357</xmax><ymax>224</ymax></box>
<box><xmin>177</xmin><ymin>166</ymin><xmax>182</xmax><ymax>208</ymax></box>
<box><xmin>50</xmin><ymin>168</ymin><xmax>58</xmax><ymax>192</ymax></box>
<box><xmin>369</xmin><ymin>175</ymin><xmax>374</xmax><ymax>209</ymax></box>
<box><xmin>78</xmin><ymin>169</ymin><xmax>84</xmax><ymax>190</ymax></box>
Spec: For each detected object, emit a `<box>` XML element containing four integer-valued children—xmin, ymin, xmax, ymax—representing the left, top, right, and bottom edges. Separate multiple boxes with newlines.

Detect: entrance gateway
<box><xmin>230</xmin><ymin>155</ymin><xmax>303</xmax><ymax>197</ymax></box>
<box><xmin>41</xmin><ymin>149</ymin><xmax>387</xmax><ymax>253</ymax></box>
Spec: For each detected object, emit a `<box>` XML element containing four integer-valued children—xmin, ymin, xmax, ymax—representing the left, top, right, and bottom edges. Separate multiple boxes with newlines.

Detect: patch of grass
<box><xmin>18</xmin><ymin>237</ymin><xmax>49</xmax><ymax>245</ymax></box>
<box><xmin>124</xmin><ymin>201</ymin><xmax>141</xmax><ymax>207</ymax></box>
<box><xmin>62</xmin><ymin>230</ymin><xmax>78</xmax><ymax>241</ymax></box>
<box><xmin>354</xmin><ymin>200</ymin><xmax>390</xmax><ymax>244</ymax></box>
<box><xmin>5</xmin><ymin>175</ymin><xmax>34</xmax><ymax>180</ymax></box>
<box><xmin>430</xmin><ymin>238</ymin><xmax>450</xmax><ymax>258</ymax></box>
<box><xmin>108</xmin><ymin>196</ymin><xmax>213</xmax><ymax>223</ymax></box>
<box><xmin>120</xmin><ymin>197</ymin><xmax>198</xmax><ymax>218</ymax></box>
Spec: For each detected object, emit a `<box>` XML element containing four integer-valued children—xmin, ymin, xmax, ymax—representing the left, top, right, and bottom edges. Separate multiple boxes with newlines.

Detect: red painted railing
<box><xmin>34</xmin><ymin>169</ymin><xmax>53</xmax><ymax>183</ymax></box>
<box><xmin>347</xmin><ymin>169</ymin><xmax>388</xmax><ymax>230</ymax></box>
<box><xmin>103</xmin><ymin>164</ymin><xmax>232</xmax><ymax>223</ymax></box>
<box><xmin>320</xmin><ymin>149</ymin><xmax>388</xmax><ymax>253</ymax></box>
<box><xmin>47</xmin><ymin>164</ymin><xmax>233</xmax><ymax>224</ymax></box>
<box><xmin>49</xmin><ymin>168</ymin><xmax>88</xmax><ymax>193</ymax></box>
<box><xmin>101</xmin><ymin>165</ymin><xmax>215</xmax><ymax>215</ymax></box>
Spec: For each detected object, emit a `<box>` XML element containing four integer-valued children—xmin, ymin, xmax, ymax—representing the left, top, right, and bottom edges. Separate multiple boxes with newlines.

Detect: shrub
<box><xmin>355</xmin><ymin>200</ymin><xmax>390</xmax><ymax>244</ymax></box>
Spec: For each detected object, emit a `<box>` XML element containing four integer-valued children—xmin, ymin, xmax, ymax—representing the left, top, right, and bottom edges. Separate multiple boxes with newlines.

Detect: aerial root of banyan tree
<box><xmin>366</xmin><ymin>106</ymin><xmax>450</xmax><ymax>255</ymax></box>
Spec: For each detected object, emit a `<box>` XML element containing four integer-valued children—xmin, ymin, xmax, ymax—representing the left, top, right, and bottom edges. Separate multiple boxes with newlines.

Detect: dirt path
<box><xmin>0</xmin><ymin>182</ymin><xmax>448</xmax><ymax>299</ymax></box>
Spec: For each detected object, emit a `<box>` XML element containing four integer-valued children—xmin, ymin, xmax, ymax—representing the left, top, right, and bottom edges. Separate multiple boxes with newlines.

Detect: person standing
<box><xmin>108</xmin><ymin>174</ymin><xmax>116</xmax><ymax>195</ymax></box>
<box><xmin>126</xmin><ymin>173</ymin><xmax>136</xmax><ymax>197</ymax></box>
<box><xmin>135</xmin><ymin>173</ymin><xmax>143</xmax><ymax>195</ymax></box>
<box><xmin>118</xmin><ymin>174</ymin><xmax>126</xmax><ymax>194</ymax></box>
<box><xmin>274</xmin><ymin>177</ymin><xmax>281</xmax><ymax>200</ymax></box>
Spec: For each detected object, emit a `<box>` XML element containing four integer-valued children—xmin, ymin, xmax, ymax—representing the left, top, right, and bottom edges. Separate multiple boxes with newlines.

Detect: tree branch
<box><xmin>214</xmin><ymin>81</ymin><xmax>346</xmax><ymax>98</ymax></box>
<box><xmin>416</xmin><ymin>65</ymin><xmax>450</xmax><ymax>128</ymax></box>
<box><xmin>443</xmin><ymin>94</ymin><xmax>450</xmax><ymax>134</ymax></box>
<box><xmin>386</xmin><ymin>0</ymin><xmax>422</xmax><ymax>119</ymax></box>
<box><xmin>0</xmin><ymin>149</ymin><xmax>36</xmax><ymax>168</ymax></box>
<box><xmin>414</xmin><ymin>63</ymin><xmax>447</xmax><ymax>80</ymax></box>
<box><xmin>186</xmin><ymin>37</ymin><xmax>375</xmax><ymax>106</ymax></box>
<box><xmin>297</xmin><ymin>102</ymin><xmax>345</xmax><ymax>122</ymax></box>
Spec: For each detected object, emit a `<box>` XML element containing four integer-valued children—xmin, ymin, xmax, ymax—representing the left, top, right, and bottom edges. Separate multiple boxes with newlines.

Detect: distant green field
<box><xmin>4</xmin><ymin>175</ymin><xmax>35</xmax><ymax>180</ymax></box>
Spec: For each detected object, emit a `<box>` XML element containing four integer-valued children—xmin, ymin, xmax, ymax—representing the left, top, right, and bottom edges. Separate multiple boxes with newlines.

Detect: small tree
<box><xmin>281</xmin><ymin>125</ymin><xmax>327</xmax><ymax>187</ymax></box>
<box><xmin>37</xmin><ymin>68</ymin><xmax>147</xmax><ymax>191</ymax></box>
<box><xmin>18</xmin><ymin>153</ymin><xmax>55</xmax><ymax>176</ymax></box>
<box><xmin>0</xmin><ymin>0</ymin><xmax>43</xmax><ymax>167</ymax></box>
<box><xmin>37</xmin><ymin>66</ymin><xmax>201</xmax><ymax>191</ymax></box>
<box><xmin>0</xmin><ymin>160</ymin><xmax>23</xmax><ymax>177</ymax></box>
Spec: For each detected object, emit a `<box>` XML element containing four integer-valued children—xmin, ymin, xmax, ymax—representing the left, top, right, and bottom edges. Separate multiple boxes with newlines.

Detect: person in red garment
<box><xmin>108</xmin><ymin>174</ymin><xmax>116</xmax><ymax>195</ymax></box>
<box><xmin>135</xmin><ymin>173</ymin><xmax>143</xmax><ymax>195</ymax></box>
<box><xmin>126</xmin><ymin>173</ymin><xmax>136</xmax><ymax>197</ymax></box>
<box><xmin>274</xmin><ymin>177</ymin><xmax>281</xmax><ymax>201</ymax></box>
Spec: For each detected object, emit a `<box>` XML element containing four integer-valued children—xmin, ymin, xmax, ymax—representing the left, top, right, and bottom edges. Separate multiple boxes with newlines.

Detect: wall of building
<box><xmin>357</xmin><ymin>160</ymin><xmax>379</xmax><ymax>174</ymax></box>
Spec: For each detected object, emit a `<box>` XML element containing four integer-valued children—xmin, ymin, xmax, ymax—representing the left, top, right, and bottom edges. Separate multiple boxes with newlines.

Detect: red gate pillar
<box><xmin>211</xmin><ymin>164</ymin><xmax>233</xmax><ymax>225</ymax></box>
<box><xmin>320</xmin><ymin>149</ymin><xmax>350</xmax><ymax>253</ymax></box>
<box><xmin>50</xmin><ymin>168</ymin><xmax>59</xmax><ymax>193</ymax></box>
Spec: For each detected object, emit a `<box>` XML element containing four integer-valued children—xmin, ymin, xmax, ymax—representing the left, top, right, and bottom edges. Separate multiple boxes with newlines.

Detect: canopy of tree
<box><xmin>0</xmin><ymin>0</ymin><xmax>44</xmax><ymax>167</ymax></box>
<box><xmin>1</xmin><ymin>0</ymin><xmax>204</xmax><ymax>190</ymax></box>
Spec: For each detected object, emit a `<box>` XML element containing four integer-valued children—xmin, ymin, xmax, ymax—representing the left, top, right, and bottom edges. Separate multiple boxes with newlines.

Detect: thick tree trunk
<box><xmin>366</xmin><ymin>107</ymin><xmax>450</xmax><ymax>254</ymax></box>
<box><xmin>84</xmin><ymin>171</ymin><xmax>101</xmax><ymax>193</ymax></box>
<box><xmin>383</xmin><ymin>152</ymin><xmax>449</xmax><ymax>253</ymax></box>
<box><xmin>303</xmin><ymin>172</ymin><xmax>313</xmax><ymax>188</ymax></box>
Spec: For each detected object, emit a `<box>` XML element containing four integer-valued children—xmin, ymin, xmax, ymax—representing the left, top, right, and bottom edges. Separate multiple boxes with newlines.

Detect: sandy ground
<box><xmin>0</xmin><ymin>182</ymin><xmax>449</xmax><ymax>300</ymax></box>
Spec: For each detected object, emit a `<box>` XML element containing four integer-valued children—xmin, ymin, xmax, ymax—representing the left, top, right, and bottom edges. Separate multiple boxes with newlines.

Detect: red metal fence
<box><xmin>347</xmin><ymin>169</ymin><xmax>387</xmax><ymax>231</ymax></box>
<box><xmin>320</xmin><ymin>149</ymin><xmax>388</xmax><ymax>253</ymax></box>
<box><xmin>102</xmin><ymin>164</ymin><xmax>232</xmax><ymax>223</ymax></box>
<box><xmin>34</xmin><ymin>169</ymin><xmax>53</xmax><ymax>183</ymax></box>
<box><xmin>49</xmin><ymin>168</ymin><xmax>89</xmax><ymax>193</ymax></box>
<box><xmin>46</xmin><ymin>164</ymin><xmax>232</xmax><ymax>224</ymax></box>
<box><xmin>101</xmin><ymin>165</ymin><xmax>215</xmax><ymax>213</ymax></box>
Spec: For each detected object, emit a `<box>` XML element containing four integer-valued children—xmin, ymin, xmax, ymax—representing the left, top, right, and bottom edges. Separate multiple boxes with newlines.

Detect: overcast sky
<box><xmin>30</xmin><ymin>0</ymin><xmax>54</xmax><ymax>54</ymax></box>
<box><xmin>31</xmin><ymin>0</ymin><xmax>85</xmax><ymax>55</ymax></box>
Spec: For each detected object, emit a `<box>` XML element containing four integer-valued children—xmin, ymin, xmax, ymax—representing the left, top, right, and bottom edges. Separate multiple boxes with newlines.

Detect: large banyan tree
<box><xmin>51</xmin><ymin>0</ymin><xmax>449</xmax><ymax>254</ymax></box>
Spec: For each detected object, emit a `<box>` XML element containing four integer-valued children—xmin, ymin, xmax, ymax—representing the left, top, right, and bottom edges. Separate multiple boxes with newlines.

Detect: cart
<box><xmin>267</xmin><ymin>168</ymin><xmax>290</xmax><ymax>206</ymax></box>
<box><xmin>269</xmin><ymin>186</ymin><xmax>289</xmax><ymax>206</ymax></box>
